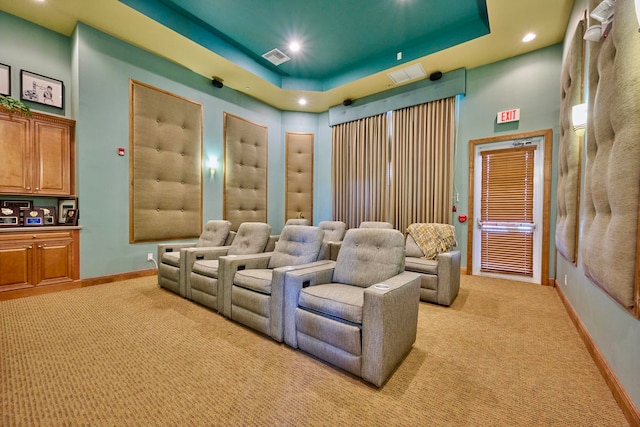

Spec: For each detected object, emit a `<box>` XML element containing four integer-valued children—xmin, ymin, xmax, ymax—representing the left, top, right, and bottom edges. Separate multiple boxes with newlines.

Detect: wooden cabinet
<box><xmin>0</xmin><ymin>109</ymin><xmax>75</xmax><ymax>196</ymax></box>
<box><xmin>0</xmin><ymin>229</ymin><xmax>79</xmax><ymax>293</ymax></box>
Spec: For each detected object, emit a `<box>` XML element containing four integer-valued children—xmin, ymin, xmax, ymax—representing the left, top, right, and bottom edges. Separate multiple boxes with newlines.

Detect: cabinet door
<box><xmin>34</xmin><ymin>238</ymin><xmax>75</xmax><ymax>286</ymax></box>
<box><xmin>0</xmin><ymin>242</ymin><xmax>33</xmax><ymax>291</ymax></box>
<box><xmin>33</xmin><ymin>119</ymin><xmax>71</xmax><ymax>195</ymax></box>
<box><xmin>0</xmin><ymin>113</ymin><xmax>32</xmax><ymax>194</ymax></box>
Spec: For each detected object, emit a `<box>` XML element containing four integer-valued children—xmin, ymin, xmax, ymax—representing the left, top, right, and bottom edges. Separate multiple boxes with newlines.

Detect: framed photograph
<box><xmin>58</xmin><ymin>199</ymin><xmax>76</xmax><ymax>223</ymax></box>
<box><xmin>63</xmin><ymin>209</ymin><xmax>78</xmax><ymax>226</ymax></box>
<box><xmin>0</xmin><ymin>63</ymin><xmax>10</xmax><ymax>96</ymax></box>
<box><xmin>20</xmin><ymin>70</ymin><xmax>63</xmax><ymax>109</ymax></box>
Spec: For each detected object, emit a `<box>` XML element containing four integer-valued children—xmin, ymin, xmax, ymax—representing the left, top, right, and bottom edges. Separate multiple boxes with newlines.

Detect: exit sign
<box><xmin>497</xmin><ymin>108</ymin><xmax>520</xmax><ymax>124</ymax></box>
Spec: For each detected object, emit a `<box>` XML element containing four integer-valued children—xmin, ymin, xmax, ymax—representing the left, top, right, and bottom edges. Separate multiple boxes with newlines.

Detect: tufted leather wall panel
<box><xmin>223</xmin><ymin>113</ymin><xmax>268</xmax><ymax>231</ymax></box>
<box><xmin>286</xmin><ymin>132</ymin><xmax>314</xmax><ymax>224</ymax></box>
<box><xmin>129</xmin><ymin>80</ymin><xmax>203</xmax><ymax>243</ymax></box>
<box><xmin>556</xmin><ymin>19</ymin><xmax>584</xmax><ymax>264</ymax></box>
<box><xmin>582</xmin><ymin>0</ymin><xmax>640</xmax><ymax>314</ymax></box>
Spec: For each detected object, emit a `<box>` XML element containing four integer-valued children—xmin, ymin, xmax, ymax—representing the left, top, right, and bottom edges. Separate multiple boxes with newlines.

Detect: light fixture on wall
<box><xmin>572</xmin><ymin>103</ymin><xmax>588</xmax><ymax>136</ymax></box>
<box><xmin>207</xmin><ymin>157</ymin><xmax>218</xmax><ymax>176</ymax></box>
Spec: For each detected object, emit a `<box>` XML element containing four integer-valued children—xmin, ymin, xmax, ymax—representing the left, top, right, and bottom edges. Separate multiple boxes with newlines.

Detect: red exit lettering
<box><xmin>497</xmin><ymin>108</ymin><xmax>520</xmax><ymax>124</ymax></box>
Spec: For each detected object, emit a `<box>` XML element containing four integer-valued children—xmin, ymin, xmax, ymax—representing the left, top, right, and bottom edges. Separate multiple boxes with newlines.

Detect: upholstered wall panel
<box><xmin>286</xmin><ymin>132</ymin><xmax>314</xmax><ymax>223</ymax></box>
<box><xmin>556</xmin><ymin>19</ymin><xmax>584</xmax><ymax>264</ymax></box>
<box><xmin>223</xmin><ymin>113</ymin><xmax>268</xmax><ymax>231</ymax></box>
<box><xmin>129</xmin><ymin>80</ymin><xmax>203</xmax><ymax>243</ymax></box>
<box><xmin>582</xmin><ymin>0</ymin><xmax>640</xmax><ymax>314</ymax></box>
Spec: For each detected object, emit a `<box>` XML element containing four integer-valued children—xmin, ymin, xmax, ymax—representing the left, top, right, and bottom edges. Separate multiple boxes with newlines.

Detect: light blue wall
<box><xmin>0</xmin><ymin>11</ymin><xmax>71</xmax><ymax>117</ymax></box>
<box><xmin>315</xmin><ymin>111</ymin><xmax>333</xmax><ymax>223</ymax></box>
<box><xmin>72</xmin><ymin>23</ymin><xmax>297</xmax><ymax>277</ymax></box>
<box><xmin>555</xmin><ymin>0</ymin><xmax>640</xmax><ymax>410</ymax></box>
<box><xmin>453</xmin><ymin>44</ymin><xmax>562</xmax><ymax>279</ymax></box>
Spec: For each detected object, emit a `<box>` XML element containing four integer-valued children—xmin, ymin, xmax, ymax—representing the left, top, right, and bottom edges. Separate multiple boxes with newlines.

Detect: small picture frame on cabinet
<box><xmin>0</xmin><ymin>205</ymin><xmax>20</xmax><ymax>227</ymax></box>
<box><xmin>1</xmin><ymin>200</ymin><xmax>31</xmax><ymax>209</ymax></box>
<box><xmin>38</xmin><ymin>206</ymin><xmax>57</xmax><ymax>225</ymax></box>
<box><xmin>23</xmin><ymin>209</ymin><xmax>45</xmax><ymax>227</ymax></box>
<box><xmin>58</xmin><ymin>199</ymin><xmax>76</xmax><ymax>223</ymax></box>
<box><xmin>63</xmin><ymin>209</ymin><xmax>78</xmax><ymax>226</ymax></box>
<box><xmin>0</xmin><ymin>63</ymin><xmax>10</xmax><ymax>96</ymax></box>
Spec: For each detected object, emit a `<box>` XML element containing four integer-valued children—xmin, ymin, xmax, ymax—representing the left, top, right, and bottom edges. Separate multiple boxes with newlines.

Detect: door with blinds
<box><xmin>472</xmin><ymin>136</ymin><xmax>544</xmax><ymax>284</ymax></box>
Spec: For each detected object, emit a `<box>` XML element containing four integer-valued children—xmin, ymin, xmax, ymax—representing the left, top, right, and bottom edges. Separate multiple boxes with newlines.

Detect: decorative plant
<box><xmin>0</xmin><ymin>94</ymin><xmax>32</xmax><ymax>116</ymax></box>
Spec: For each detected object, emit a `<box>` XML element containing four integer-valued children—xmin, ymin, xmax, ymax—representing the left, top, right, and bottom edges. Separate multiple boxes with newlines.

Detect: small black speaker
<box><xmin>342</xmin><ymin>99</ymin><xmax>353</xmax><ymax>107</ymax></box>
<box><xmin>429</xmin><ymin>71</ymin><xmax>443</xmax><ymax>81</ymax></box>
<box><xmin>212</xmin><ymin>78</ymin><xmax>224</xmax><ymax>88</ymax></box>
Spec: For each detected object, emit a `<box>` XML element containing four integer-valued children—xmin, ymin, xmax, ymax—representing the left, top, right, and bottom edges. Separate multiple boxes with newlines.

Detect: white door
<box><xmin>472</xmin><ymin>136</ymin><xmax>544</xmax><ymax>284</ymax></box>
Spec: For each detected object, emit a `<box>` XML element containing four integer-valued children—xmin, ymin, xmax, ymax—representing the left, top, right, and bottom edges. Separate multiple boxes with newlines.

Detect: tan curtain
<box><xmin>391</xmin><ymin>97</ymin><xmax>456</xmax><ymax>233</ymax></box>
<box><xmin>332</xmin><ymin>97</ymin><xmax>455</xmax><ymax>232</ymax></box>
<box><xmin>332</xmin><ymin>114</ymin><xmax>389</xmax><ymax>229</ymax></box>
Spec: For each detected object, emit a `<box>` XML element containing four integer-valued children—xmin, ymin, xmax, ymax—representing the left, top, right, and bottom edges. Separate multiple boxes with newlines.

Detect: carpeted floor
<box><xmin>0</xmin><ymin>274</ymin><xmax>629</xmax><ymax>426</ymax></box>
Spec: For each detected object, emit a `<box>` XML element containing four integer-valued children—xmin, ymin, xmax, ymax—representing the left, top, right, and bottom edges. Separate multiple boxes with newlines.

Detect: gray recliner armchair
<box><xmin>282</xmin><ymin>228</ymin><xmax>420</xmax><ymax>387</ymax></box>
<box><xmin>285</xmin><ymin>218</ymin><xmax>310</xmax><ymax>226</ymax></box>
<box><xmin>219</xmin><ymin>225</ymin><xmax>331</xmax><ymax>342</ymax></box>
<box><xmin>359</xmin><ymin>221</ymin><xmax>394</xmax><ymax>229</ymax></box>
<box><xmin>403</xmin><ymin>223</ymin><xmax>461</xmax><ymax>306</ymax></box>
<box><xmin>327</xmin><ymin>221</ymin><xmax>393</xmax><ymax>261</ymax></box>
<box><xmin>157</xmin><ymin>220</ymin><xmax>233</xmax><ymax>297</ymax></box>
<box><xmin>263</xmin><ymin>218</ymin><xmax>311</xmax><ymax>252</ymax></box>
<box><xmin>187</xmin><ymin>222</ymin><xmax>272</xmax><ymax>312</ymax></box>
<box><xmin>317</xmin><ymin>220</ymin><xmax>347</xmax><ymax>260</ymax></box>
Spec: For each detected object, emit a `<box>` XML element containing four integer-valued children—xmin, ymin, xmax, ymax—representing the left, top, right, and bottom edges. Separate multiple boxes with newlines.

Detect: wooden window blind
<box><xmin>479</xmin><ymin>146</ymin><xmax>536</xmax><ymax>276</ymax></box>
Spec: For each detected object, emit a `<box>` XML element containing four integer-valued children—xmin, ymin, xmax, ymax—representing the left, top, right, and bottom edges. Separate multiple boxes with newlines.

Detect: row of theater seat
<box><xmin>157</xmin><ymin>219</ymin><xmax>460</xmax><ymax>386</ymax></box>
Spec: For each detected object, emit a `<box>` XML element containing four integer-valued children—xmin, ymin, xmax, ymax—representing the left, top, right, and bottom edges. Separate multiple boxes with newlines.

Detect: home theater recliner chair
<box><xmin>186</xmin><ymin>222</ymin><xmax>272</xmax><ymax>312</ymax></box>
<box><xmin>282</xmin><ymin>228</ymin><xmax>420</xmax><ymax>387</ymax></box>
<box><xmin>157</xmin><ymin>220</ymin><xmax>234</xmax><ymax>297</ymax></box>
<box><xmin>403</xmin><ymin>223</ymin><xmax>461</xmax><ymax>306</ymax></box>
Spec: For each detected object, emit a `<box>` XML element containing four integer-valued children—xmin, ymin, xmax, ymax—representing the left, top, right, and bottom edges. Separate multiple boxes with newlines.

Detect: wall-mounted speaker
<box><xmin>212</xmin><ymin>77</ymin><xmax>224</xmax><ymax>88</ymax></box>
<box><xmin>342</xmin><ymin>99</ymin><xmax>353</xmax><ymax>106</ymax></box>
<box><xmin>429</xmin><ymin>71</ymin><xmax>443</xmax><ymax>81</ymax></box>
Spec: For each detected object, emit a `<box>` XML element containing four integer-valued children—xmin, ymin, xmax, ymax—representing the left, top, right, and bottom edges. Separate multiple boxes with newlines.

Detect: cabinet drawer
<box><xmin>0</xmin><ymin>231</ymin><xmax>73</xmax><ymax>243</ymax></box>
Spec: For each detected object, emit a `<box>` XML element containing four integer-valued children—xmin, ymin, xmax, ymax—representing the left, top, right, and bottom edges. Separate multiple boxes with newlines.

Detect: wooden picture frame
<box><xmin>0</xmin><ymin>63</ymin><xmax>10</xmax><ymax>96</ymax></box>
<box><xmin>58</xmin><ymin>199</ymin><xmax>76</xmax><ymax>223</ymax></box>
<box><xmin>1</xmin><ymin>200</ymin><xmax>31</xmax><ymax>209</ymax></box>
<box><xmin>63</xmin><ymin>209</ymin><xmax>78</xmax><ymax>226</ymax></box>
<box><xmin>21</xmin><ymin>70</ymin><xmax>64</xmax><ymax>109</ymax></box>
<box><xmin>38</xmin><ymin>206</ymin><xmax>57</xmax><ymax>226</ymax></box>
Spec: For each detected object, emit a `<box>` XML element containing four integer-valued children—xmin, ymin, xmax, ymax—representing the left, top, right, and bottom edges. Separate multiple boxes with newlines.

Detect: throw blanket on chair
<box><xmin>407</xmin><ymin>223</ymin><xmax>457</xmax><ymax>260</ymax></box>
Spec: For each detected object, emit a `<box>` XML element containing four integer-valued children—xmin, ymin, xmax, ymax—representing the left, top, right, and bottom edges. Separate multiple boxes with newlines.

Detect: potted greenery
<box><xmin>0</xmin><ymin>94</ymin><xmax>32</xmax><ymax>116</ymax></box>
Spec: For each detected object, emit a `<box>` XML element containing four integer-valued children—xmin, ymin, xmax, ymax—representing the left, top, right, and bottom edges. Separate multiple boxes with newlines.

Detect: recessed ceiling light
<box><xmin>522</xmin><ymin>33</ymin><xmax>536</xmax><ymax>42</ymax></box>
<box><xmin>289</xmin><ymin>42</ymin><xmax>301</xmax><ymax>52</ymax></box>
<box><xmin>298</xmin><ymin>98</ymin><xmax>307</xmax><ymax>106</ymax></box>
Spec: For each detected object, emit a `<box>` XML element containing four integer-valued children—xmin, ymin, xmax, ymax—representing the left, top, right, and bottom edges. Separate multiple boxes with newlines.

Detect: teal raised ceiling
<box><xmin>119</xmin><ymin>0</ymin><xmax>489</xmax><ymax>91</ymax></box>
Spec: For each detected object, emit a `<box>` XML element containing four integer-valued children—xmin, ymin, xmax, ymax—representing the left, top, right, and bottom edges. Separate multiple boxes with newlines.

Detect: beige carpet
<box><xmin>0</xmin><ymin>274</ymin><xmax>629</xmax><ymax>426</ymax></box>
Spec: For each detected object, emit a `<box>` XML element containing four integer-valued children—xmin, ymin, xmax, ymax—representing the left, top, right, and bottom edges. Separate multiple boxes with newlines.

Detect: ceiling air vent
<box><xmin>387</xmin><ymin>63</ymin><xmax>426</xmax><ymax>85</ymax></box>
<box><xmin>262</xmin><ymin>48</ymin><xmax>291</xmax><ymax>66</ymax></box>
